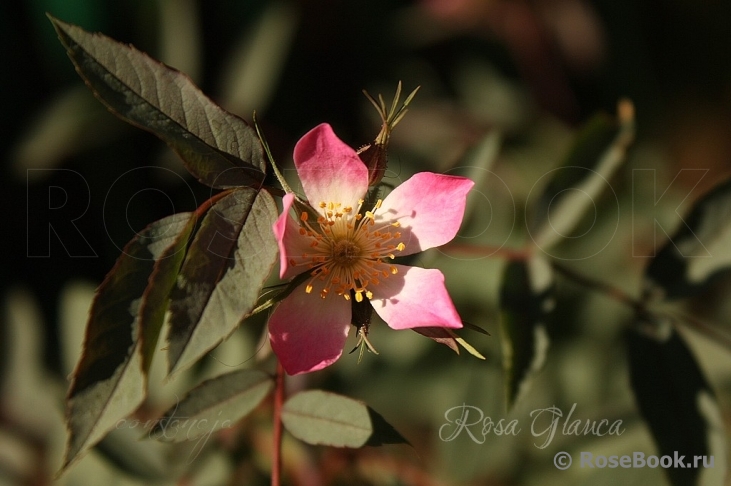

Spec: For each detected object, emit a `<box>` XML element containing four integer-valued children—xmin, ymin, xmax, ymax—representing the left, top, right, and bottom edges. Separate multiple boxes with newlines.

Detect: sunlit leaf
<box><xmin>530</xmin><ymin>102</ymin><xmax>635</xmax><ymax>250</ymax></box>
<box><xmin>49</xmin><ymin>15</ymin><xmax>266</xmax><ymax>189</ymax></box>
<box><xmin>63</xmin><ymin>212</ymin><xmax>195</xmax><ymax>471</ymax></box>
<box><xmin>167</xmin><ymin>188</ymin><xmax>278</xmax><ymax>375</ymax></box>
<box><xmin>499</xmin><ymin>255</ymin><xmax>554</xmax><ymax>409</ymax></box>
<box><xmin>628</xmin><ymin>320</ymin><xmax>727</xmax><ymax>486</ymax></box>
<box><xmin>644</xmin><ymin>176</ymin><xmax>731</xmax><ymax>300</ymax></box>
<box><xmin>282</xmin><ymin>390</ymin><xmax>409</xmax><ymax>448</ymax></box>
<box><xmin>150</xmin><ymin>369</ymin><xmax>273</xmax><ymax>442</ymax></box>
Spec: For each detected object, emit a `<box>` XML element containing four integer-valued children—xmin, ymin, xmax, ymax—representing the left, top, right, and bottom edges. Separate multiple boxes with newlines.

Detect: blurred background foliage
<box><xmin>3</xmin><ymin>0</ymin><xmax>731</xmax><ymax>484</ymax></box>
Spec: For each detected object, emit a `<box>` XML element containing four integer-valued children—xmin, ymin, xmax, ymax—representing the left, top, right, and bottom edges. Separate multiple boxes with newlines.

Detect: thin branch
<box><xmin>551</xmin><ymin>261</ymin><xmax>644</xmax><ymax>313</ymax></box>
<box><xmin>271</xmin><ymin>361</ymin><xmax>285</xmax><ymax>486</ymax></box>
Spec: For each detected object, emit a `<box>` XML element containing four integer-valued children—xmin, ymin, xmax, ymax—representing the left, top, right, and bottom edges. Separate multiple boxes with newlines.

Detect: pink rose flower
<box><xmin>269</xmin><ymin>123</ymin><xmax>474</xmax><ymax>375</ymax></box>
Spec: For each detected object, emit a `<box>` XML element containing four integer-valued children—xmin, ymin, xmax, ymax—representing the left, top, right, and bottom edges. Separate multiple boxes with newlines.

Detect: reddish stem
<box><xmin>271</xmin><ymin>360</ymin><xmax>285</xmax><ymax>486</ymax></box>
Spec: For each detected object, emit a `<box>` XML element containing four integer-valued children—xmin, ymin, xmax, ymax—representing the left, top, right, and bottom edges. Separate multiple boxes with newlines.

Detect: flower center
<box><xmin>332</xmin><ymin>239</ymin><xmax>361</xmax><ymax>266</ymax></box>
<box><xmin>288</xmin><ymin>199</ymin><xmax>405</xmax><ymax>302</ymax></box>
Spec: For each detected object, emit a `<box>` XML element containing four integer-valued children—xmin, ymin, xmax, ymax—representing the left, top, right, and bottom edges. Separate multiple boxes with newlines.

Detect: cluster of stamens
<box><xmin>288</xmin><ymin>198</ymin><xmax>406</xmax><ymax>302</ymax></box>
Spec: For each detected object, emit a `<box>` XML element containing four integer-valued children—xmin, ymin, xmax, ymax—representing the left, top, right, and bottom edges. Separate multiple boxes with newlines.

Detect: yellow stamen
<box><xmin>292</xmin><ymin>196</ymin><xmax>409</xmax><ymax>301</ymax></box>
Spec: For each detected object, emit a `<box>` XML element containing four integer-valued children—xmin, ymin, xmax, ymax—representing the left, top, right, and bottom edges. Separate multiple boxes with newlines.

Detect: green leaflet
<box><xmin>49</xmin><ymin>15</ymin><xmax>266</xmax><ymax>189</ymax></box>
<box><xmin>150</xmin><ymin>369</ymin><xmax>274</xmax><ymax>443</ymax></box>
<box><xmin>63</xmin><ymin>212</ymin><xmax>195</xmax><ymax>472</ymax></box>
<box><xmin>167</xmin><ymin>188</ymin><xmax>279</xmax><ymax>375</ymax></box>
<box><xmin>282</xmin><ymin>390</ymin><xmax>409</xmax><ymax>448</ymax></box>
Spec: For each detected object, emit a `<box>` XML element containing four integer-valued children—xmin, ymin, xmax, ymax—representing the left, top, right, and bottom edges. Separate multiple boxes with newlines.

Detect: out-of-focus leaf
<box><xmin>644</xmin><ymin>176</ymin><xmax>731</xmax><ymax>301</ymax></box>
<box><xmin>282</xmin><ymin>390</ymin><xmax>409</xmax><ymax>448</ymax></box>
<box><xmin>49</xmin><ymin>15</ymin><xmax>266</xmax><ymax>189</ymax></box>
<box><xmin>158</xmin><ymin>0</ymin><xmax>201</xmax><ymax>82</ymax></box>
<box><xmin>150</xmin><ymin>369</ymin><xmax>273</xmax><ymax>443</ymax></box>
<box><xmin>530</xmin><ymin>102</ymin><xmax>635</xmax><ymax>250</ymax></box>
<box><xmin>2</xmin><ymin>289</ymin><xmax>59</xmax><ymax>437</ymax></box>
<box><xmin>455</xmin><ymin>130</ymin><xmax>502</xmax><ymax>224</ymax></box>
<box><xmin>93</xmin><ymin>427</ymin><xmax>173</xmax><ymax>480</ymax></box>
<box><xmin>12</xmin><ymin>86</ymin><xmax>119</xmax><ymax>178</ymax></box>
<box><xmin>218</xmin><ymin>1</ymin><xmax>298</xmax><ymax>116</ymax></box>
<box><xmin>627</xmin><ymin>321</ymin><xmax>727</xmax><ymax>486</ymax></box>
<box><xmin>167</xmin><ymin>188</ymin><xmax>278</xmax><ymax>375</ymax></box>
<box><xmin>499</xmin><ymin>255</ymin><xmax>553</xmax><ymax>409</ymax></box>
<box><xmin>62</xmin><ymin>212</ymin><xmax>195</xmax><ymax>472</ymax></box>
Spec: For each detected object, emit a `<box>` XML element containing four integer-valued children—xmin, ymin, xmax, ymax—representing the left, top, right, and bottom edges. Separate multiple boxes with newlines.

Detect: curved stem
<box><xmin>271</xmin><ymin>360</ymin><xmax>285</xmax><ymax>486</ymax></box>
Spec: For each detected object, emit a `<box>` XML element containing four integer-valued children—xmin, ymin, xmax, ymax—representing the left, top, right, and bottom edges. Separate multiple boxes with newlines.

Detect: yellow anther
<box><xmin>305</xmin><ymin>284</ymin><xmax>313</xmax><ymax>294</ymax></box>
<box><xmin>391</xmin><ymin>222</ymin><xmax>400</xmax><ymax>227</ymax></box>
<box><xmin>366</xmin><ymin>291</ymin><xmax>373</xmax><ymax>299</ymax></box>
<box><xmin>344</xmin><ymin>206</ymin><xmax>353</xmax><ymax>213</ymax></box>
<box><xmin>344</xmin><ymin>293</ymin><xmax>351</xmax><ymax>301</ymax></box>
<box><xmin>375</xmin><ymin>199</ymin><xmax>383</xmax><ymax>209</ymax></box>
<box><xmin>388</xmin><ymin>253</ymin><xmax>395</xmax><ymax>259</ymax></box>
<box><xmin>390</xmin><ymin>266</ymin><xmax>398</xmax><ymax>274</ymax></box>
<box><xmin>319</xmin><ymin>201</ymin><xmax>327</xmax><ymax>208</ymax></box>
<box><xmin>396</xmin><ymin>242</ymin><xmax>406</xmax><ymax>252</ymax></box>
<box><xmin>365</xmin><ymin>211</ymin><xmax>375</xmax><ymax>219</ymax></box>
<box><xmin>355</xmin><ymin>291</ymin><xmax>363</xmax><ymax>303</ymax></box>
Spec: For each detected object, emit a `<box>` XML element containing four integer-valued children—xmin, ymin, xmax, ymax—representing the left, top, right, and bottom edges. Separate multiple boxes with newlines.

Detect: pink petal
<box><xmin>273</xmin><ymin>194</ymin><xmax>312</xmax><ymax>280</ymax></box>
<box><xmin>293</xmin><ymin>124</ymin><xmax>368</xmax><ymax>211</ymax></box>
<box><xmin>378</xmin><ymin>173</ymin><xmax>474</xmax><ymax>256</ymax></box>
<box><xmin>268</xmin><ymin>285</ymin><xmax>352</xmax><ymax>375</ymax></box>
<box><xmin>369</xmin><ymin>265</ymin><xmax>462</xmax><ymax>330</ymax></box>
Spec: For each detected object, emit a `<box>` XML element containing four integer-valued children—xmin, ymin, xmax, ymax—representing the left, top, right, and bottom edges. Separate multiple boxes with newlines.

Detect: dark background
<box><xmin>2</xmin><ymin>1</ymin><xmax>731</xmax><ymax>483</ymax></box>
